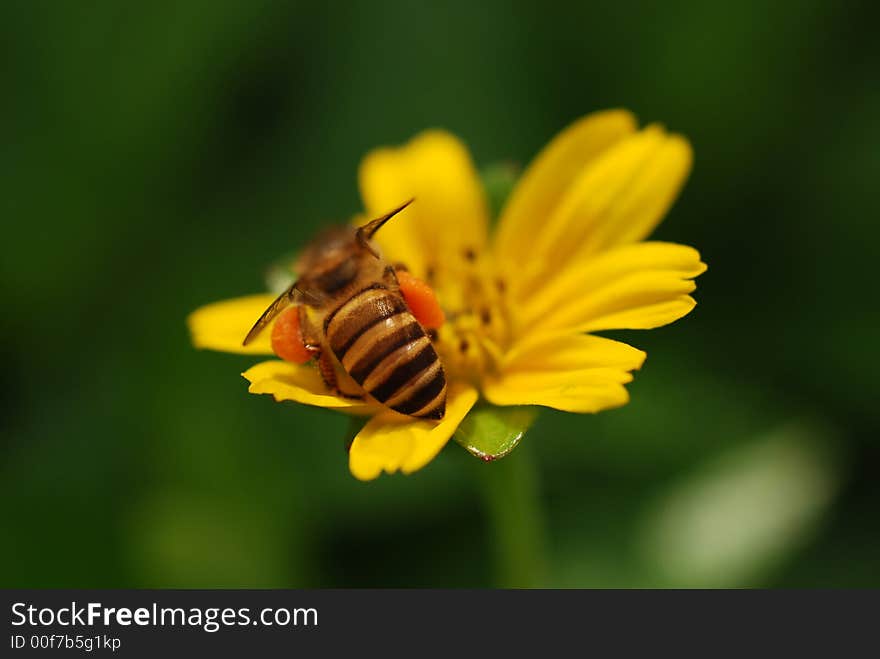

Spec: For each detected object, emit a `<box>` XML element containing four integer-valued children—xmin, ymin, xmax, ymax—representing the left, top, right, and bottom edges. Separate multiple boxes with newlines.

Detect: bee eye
<box><xmin>314</xmin><ymin>259</ymin><xmax>357</xmax><ymax>293</ymax></box>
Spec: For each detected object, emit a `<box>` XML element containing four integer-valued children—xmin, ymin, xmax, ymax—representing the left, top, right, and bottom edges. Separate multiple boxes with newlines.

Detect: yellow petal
<box><xmin>509</xmin><ymin>126</ymin><xmax>693</xmax><ymax>297</ymax></box>
<box><xmin>188</xmin><ymin>294</ymin><xmax>277</xmax><ymax>355</ymax></box>
<box><xmin>503</xmin><ymin>330</ymin><xmax>647</xmax><ymax>372</ymax></box>
<box><xmin>517</xmin><ymin>242</ymin><xmax>706</xmax><ymax>333</ymax></box>
<box><xmin>242</xmin><ymin>360</ymin><xmax>374</xmax><ymax>412</ymax></box>
<box><xmin>358</xmin><ymin>130</ymin><xmax>489</xmax><ymax>278</ymax></box>
<box><xmin>493</xmin><ymin>109</ymin><xmax>637</xmax><ymax>269</ymax></box>
<box><xmin>484</xmin><ymin>334</ymin><xmax>645</xmax><ymax>413</ymax></box>
<box><xmin>348</xmin><ymin>383</ymin><xmax>479</xmax><ymax>480</ymax></box>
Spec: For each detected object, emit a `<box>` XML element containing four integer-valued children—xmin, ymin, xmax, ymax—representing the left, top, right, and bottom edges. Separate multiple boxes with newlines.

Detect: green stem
<box><xmin>476</xmin><ymin>444</ymin><xmax>548</xmax><ymax>587</ymax></box>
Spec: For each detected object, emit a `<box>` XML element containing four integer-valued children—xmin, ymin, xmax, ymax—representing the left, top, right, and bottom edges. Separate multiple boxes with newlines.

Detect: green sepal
<box><xmin>454</xmin><ymin>403</ymin><xmax>539</xmax><ymax>462</ymax></box>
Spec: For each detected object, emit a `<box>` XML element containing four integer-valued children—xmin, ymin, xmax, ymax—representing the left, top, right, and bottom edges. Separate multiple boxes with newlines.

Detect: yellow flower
<box><xmin>188</xmin><ymin>109</ymin><xmax>706</xmax><ymax>480</ymax></box>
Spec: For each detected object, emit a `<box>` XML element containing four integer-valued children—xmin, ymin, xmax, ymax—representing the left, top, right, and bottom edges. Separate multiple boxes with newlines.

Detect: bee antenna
<box><xmin>358</xmin><ymin>198</ymin><xmax>415</xmax><ymax>240</ymax></box>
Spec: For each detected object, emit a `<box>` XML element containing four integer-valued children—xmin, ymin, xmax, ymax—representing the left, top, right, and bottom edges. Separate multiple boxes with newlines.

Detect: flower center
<box><xmin>426</xmin><ymin>248</ymin><xmax>512</xmax><ymax>385</ymax></box>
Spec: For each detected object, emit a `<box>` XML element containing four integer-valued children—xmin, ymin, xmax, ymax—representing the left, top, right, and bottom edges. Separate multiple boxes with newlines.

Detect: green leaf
<box><xmin>480</xmin><ymin>162</ymin><xmax>520</xmax><ymax>223</ymax></box>
<box><xmin>638</xmin><ymin>420</ymin><xmax>841</xmax><ymax>588</ymax></box>
<box><xmin>454</xmin><ymin>404</ymin><xmax>539</xmax><ymax>461</ymax></box>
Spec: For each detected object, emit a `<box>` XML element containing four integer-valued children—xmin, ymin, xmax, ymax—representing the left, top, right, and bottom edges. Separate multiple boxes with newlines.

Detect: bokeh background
<box><xmin>3</xmin><ymin>0</ymin><xmax>879</xmax><ymax>587</ymax></box>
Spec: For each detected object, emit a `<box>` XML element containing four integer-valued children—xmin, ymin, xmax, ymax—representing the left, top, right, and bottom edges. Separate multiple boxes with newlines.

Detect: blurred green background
<box><xmin>3</xmin><ymin>0</ymin><xmax>878</xmax><ymax>587</ymax></box>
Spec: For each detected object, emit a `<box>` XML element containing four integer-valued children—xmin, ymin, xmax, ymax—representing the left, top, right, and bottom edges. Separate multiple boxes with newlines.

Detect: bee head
<box><xmin>290</xmin><ymin>226</ymin><xmax>360</xmax><ymax>294</ymax></box>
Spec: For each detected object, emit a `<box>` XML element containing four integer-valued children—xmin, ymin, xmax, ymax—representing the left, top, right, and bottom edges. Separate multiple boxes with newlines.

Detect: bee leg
<box><xmin>311</xmin><ymin>346</ymin><xmax>337</xmax><ymax>390</ymax></box>
<box><xmin>383</xmin><ymin>265</ymin><xmax>400</xmax><ymax>287</ymax></box>
<box><xmin>314</xmin><ymin>348</ymin><xmax>364</xmax><ymax>400</ymax></box>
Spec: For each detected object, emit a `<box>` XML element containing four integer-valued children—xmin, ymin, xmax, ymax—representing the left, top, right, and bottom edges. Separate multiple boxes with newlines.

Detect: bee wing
<box><xmin>242</xmin><ymin>282</ymin><xmax>306</xmax><ymax>346</ymax></box>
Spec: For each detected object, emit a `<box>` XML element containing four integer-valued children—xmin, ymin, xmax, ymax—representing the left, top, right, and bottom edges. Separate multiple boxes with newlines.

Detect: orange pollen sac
<box><xmin>397</xmin><ymin>270</ymin><xmax>445</xmax><ymax>330</ymax></box>
<box><xmin>271</xmin><ymin>306</ymin><xmax>313</xmax><ymax>364</ymax></box>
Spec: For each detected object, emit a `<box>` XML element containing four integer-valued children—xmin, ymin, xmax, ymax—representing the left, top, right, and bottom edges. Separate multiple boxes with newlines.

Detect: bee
<box><xmin>243</xmin><ymin>200</ymin><xmax>447</xmax><ymax>420</ymax></box>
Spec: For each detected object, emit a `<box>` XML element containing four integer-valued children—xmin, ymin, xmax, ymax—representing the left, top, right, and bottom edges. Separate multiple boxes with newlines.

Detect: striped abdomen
<box><xmin>324</xmin><ymin>285</ymin><xmax>446</xmax><ymax>419</ymax></box>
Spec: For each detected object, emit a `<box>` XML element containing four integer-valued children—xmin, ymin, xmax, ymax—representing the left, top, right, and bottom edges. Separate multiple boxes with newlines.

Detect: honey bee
<box><xmin>243</xmin><ymin>199</ymin><xmax>447</xmax><ymax>420</ymax></box>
